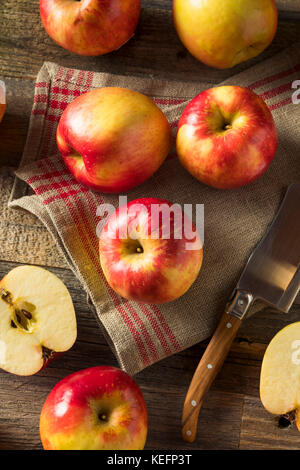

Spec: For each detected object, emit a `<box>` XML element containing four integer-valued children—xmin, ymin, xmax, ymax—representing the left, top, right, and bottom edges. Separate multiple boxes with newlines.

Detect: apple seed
<box><xmin>21</xmin><ymin>309</ymin><xmax>32</xmax><ymax>320</ymax></box>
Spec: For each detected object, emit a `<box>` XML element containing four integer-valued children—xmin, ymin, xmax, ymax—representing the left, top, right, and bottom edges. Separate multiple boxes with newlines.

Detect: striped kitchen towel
<box><xmin>9</xmin><ymin>44</ymin><xmax>300</xmax><ymax>374</ymax></box>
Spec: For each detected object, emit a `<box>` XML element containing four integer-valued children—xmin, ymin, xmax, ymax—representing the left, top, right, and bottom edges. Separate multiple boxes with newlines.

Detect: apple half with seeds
<box><xmin>260</xmin><ymin>322</ymin><xmax>300</xmax><ymax>430</ymax></box>
<box><xmin>0</xmin><ymin>265</ymin><xmax>77</xmax><ymax>376</ymax></box>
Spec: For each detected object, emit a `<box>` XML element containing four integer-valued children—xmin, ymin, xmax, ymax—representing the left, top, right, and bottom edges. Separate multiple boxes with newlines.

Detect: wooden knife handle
<box><xmin>182</xmin><ymin>312</ymin><xmax>242</xmax><ymax>443</ymax></box>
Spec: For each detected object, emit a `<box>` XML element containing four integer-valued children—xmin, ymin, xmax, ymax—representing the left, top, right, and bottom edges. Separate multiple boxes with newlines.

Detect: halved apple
<box><xmin>0</xmin><ymin>265</ymin><xmax>77</xmax><ymax>376</ymax></box>
<box><xmin>260</xmin><ymin>322</ymin><xmax>300</xmax><ymax>430</ymax></box>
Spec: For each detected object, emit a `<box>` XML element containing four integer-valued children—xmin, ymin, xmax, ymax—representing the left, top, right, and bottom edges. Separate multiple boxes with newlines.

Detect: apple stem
<box><xmin>98</xmin><ymin>413</ymin><xmax>108</xmax><ymax>422</ymax></box>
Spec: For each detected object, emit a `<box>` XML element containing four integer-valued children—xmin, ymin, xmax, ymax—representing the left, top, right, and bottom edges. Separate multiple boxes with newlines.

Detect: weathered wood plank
<box><xmin>0</xmin><ymin>168</ymin><xmax>67</xmax><ymax>268</ymax></box>
<box><xmin>146</xmin><ymin>390</ymin><xmax>244</xmax><ymax>450</ymax></box>
<box><xmin>1</xmin><ymin>0</ymin><xmax>300</xmax><ymax>452</ymax></box>
<box><xmin>0</xmin><ymin>1</ymin><xmax>299</xmax><ymax>83</ymax></box>
<box><xmin>0</xmin><ymin>77</ymin><xmax>34</xmax><ymax>167</ymax></box>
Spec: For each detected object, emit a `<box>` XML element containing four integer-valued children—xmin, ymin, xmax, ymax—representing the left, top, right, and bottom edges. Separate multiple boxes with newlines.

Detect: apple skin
<box><xmin>173</xmin><ymin>0</ymin><xmax>278</xmax><ymax>69</ymax></box>
<box><xmin>40</xmin><ymin>366</ymin><xmax>148</xmax><ymax>450</ymax></box>
<box><xmin>0</xmin><ymin>81</ymin><xmax>5</xmax><ymax>122</ymax></box>
<box><xmin>99</xmin><ymin>198</ymin><xmax>203</xmax><ymax>304</ymax></box>
<box><xmin>176</xmin><ymin>86</ymin><xmax>278</xmax><ymax>190</ymax></box>
<box><xmin>40</xmin><ymin>0</ymin><xmax>141</xmax><ymax>56</ymax></box>
<box><xmin>57</xmin><ymin>87</ymin><xmax>172</xmax><ymax>193</ymax></box>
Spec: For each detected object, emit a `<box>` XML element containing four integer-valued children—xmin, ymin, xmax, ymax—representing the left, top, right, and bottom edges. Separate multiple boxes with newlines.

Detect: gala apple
<box><xmin>176</xmin><ymin>86</ymin><xmax>278</xmax><ymax>190</ymax></box>
<box><xmin>99</xmin><ymin>197</ymin><xmax>203</xmax><ymax>303</ymax></box>
<box><xmin>57</xmin><ymin>87</ymin><xmax>172</xmax><ymax>193</ymax></box>
<box><xmin>173</xmin><ymin>0</ymin><xmax>278</xmax><ymax>69</ymax></box>
<box><xmin>40</xmin><ymin>366</ymin><xmax>148</xmax><ymax>450</ymax></box>
<box><xmin>40</xmin><ymin>0</ymin><xmax>141</xmax><ymax>56</ymax></box>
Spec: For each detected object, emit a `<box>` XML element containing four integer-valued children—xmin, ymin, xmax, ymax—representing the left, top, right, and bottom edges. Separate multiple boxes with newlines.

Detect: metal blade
<box><xmin>237</xmin><ymin>183</ymin><xmax>300</xmax><ymax>313</ymax></box>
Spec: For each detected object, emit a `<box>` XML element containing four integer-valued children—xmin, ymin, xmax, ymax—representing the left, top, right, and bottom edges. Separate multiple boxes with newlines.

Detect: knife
<box><xmin>182</xmin><ymin>183</ymin><xmax>300</xmax><ymax>443</ymax></box>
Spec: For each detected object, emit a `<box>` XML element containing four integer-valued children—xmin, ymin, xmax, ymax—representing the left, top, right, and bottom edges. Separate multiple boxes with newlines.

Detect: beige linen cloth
<box><xmin>9</xmin><ymin>44</ymin><xmax>300</xmax><ymax>375</ymax></box>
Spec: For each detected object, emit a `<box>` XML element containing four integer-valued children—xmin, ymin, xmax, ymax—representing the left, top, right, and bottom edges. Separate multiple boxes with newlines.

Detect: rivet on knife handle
<box><xmin>182</xmin><ymin>290</ymin><xmax>253</xmax><ymax>443</ymax></box>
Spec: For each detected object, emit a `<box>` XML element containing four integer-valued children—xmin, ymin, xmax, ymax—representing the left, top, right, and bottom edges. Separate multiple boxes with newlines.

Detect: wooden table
<box><xmin>0</xmin><ymin>0</ymin><xmax>300</xmax><ymax>450</ymax></box>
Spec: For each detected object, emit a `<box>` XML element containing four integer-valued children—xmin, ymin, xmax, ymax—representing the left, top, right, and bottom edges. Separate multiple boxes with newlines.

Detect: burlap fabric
<box><xmin>9</xmin><ymin>44</ymin><xmax>300</xmax><ymax>375</ymax></box>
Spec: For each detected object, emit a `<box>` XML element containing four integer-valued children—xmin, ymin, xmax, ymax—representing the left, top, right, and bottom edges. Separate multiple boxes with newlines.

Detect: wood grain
<box><xmin>0</xmin><ymin>0</ymin><xmax>300</xmax><ymax>451</ymax></box>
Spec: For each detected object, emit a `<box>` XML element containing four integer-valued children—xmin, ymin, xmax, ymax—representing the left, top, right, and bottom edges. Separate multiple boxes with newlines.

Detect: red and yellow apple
<box><xmin>40</xmin><ymin>0</ymin><xmax>141</xmax><ymax>56</ymax></box>
<box><xmin>99</xmin><ymin>198</ymin><xmax>203</xmax><ymax>303</ymax></box>
<box><xmin>0</xmin><ymin>266</ymin><xmax>77</xmax><ymax>376</ymax></box>
<box><xmin>260</xmin><ymin>322</ymin><xmax>300</xmax><ymax>431</ymax></box>
<box><xmin>176</xmin><ymin>86</ymin><xmax>278</xmax><ymax>190</ymax></box>
<box><xmin>40</xmin><ymin>366</ymin><xmax>148</xmax><ymax>450</ymax></box>
<box><xmin>173</xmin><ymin>0</ymin><xmax>278</xmax><ymax>69</ymax></box>
<box><xmin>0</xmin><ymin>80</ymin><xmax>5</xmax><ymax>122</ymax></box>
<box><xmin>57</xmin><ymin>87</ymin><xmax>172</xmax><ymax>193</ymax></box>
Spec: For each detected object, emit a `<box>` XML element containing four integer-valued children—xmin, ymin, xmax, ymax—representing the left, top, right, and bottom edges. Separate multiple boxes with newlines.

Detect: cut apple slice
<box><xmin>260</xmin><ymin>322</ymin><xmax>300</xmax><ymax>431</ymax></box>
<box><xmin>0</xmin><ymin>265</ymin><xmax>77</xmax><ymax>376</ymax></box>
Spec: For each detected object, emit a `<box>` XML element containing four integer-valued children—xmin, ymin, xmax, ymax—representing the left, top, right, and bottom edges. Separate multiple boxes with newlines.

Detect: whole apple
<box><xmin>40</xmin><ymin>366</ymin><xmax>148</xmax><ymax>450</ymax></box>
<box><xmin>173</xmin><ymin>0</ymin><xmax>278</xmax><ymax>69</ymax></box>
<box><xmin>99</xmin><ymin>198</ymin><xmax>203</xmax><ymax>303</ymax></box>
<box><xmin>57</xmin><ymin>87</ymin><xmax>172</xmax><ymax>193</ymax></box>
<box><xmin>176</xmin><ymin>86</ymin><xmax>278</xmax><ymax>190</ymax></box>
<box><xmin>40</xmin><ymin>0</ymin><xmax>141</xmax><ymax>56</ymax></box>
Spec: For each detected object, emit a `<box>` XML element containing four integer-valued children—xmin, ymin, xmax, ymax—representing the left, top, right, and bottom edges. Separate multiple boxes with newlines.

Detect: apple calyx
<box><xmin>42</xmin><ymin>346</ymin><xmax>56</xmax><ymax>363</ymax></box>
<box><xmin>278</xmin><ymin>410</ymin><xmax>296</xmax><ymax>429</ymax></box>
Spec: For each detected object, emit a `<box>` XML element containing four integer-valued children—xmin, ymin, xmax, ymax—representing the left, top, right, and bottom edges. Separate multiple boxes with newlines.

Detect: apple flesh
<box><xmin>173</xmin><ymin>0</ymin><xmax>278</xmax><ymax>69</ymax></box>
<box><xmin>260</xmin><ymin>322</ymin><xmax>300</xmax><ymax>431</ymax></box>
<box><xmin>176</xmin><ymin>86</ymin><xmax>278</xmax><ymax>190</ymax></box>
<box><xmin>0</xmin><ymin>266</ymin><xmax>77</xmax><ymax>376</ymax></box>
<box><xmin>99</xmin><ymin>198</ymin><xmax>203</xmax><ymax>303</ymax></box>
<box><xmin>40</xmin><ymin>0</ymin><xmax>141</xmax><ymax>56</ymax></box>
<box><xmin>40</xmin><ymin>366</ymin><xmax>148</xmax><ymax>450</ymax></box>
<box><xmin>57</xmin><ymin>87</ymin><xmax>172</xmax><ymax>193</ymax></box>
